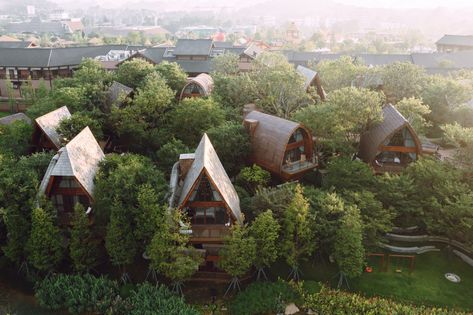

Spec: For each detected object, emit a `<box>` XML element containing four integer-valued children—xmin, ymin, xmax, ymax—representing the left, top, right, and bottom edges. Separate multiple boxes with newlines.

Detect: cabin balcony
<box><xmin>282</xmin><ymin>159</ymin><xmax>317</xmax><ymax>177</ymax></box>
<box><xmin>189</xmin><ymin>225</ymin><xmax>230</xmax><ymax>243</ymax></box>
<box><xmin>372</xmin><ymin>162</ymin><xmax>408</xmax><ymax>174</ymax></box>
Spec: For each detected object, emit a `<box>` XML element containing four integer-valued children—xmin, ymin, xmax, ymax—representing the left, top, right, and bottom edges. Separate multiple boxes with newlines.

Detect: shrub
<box><xmin>229</xmin><ymin>280</ymin><xmax>300</xmax><ymax>315</ymax></box>
<box><xmin>304</xmin><ymin>286</ymin><xmax>466</xmax><ymax>315</ymax></box>
<box><xmin>125</xmin><ymin>283</ymin><xmax>199</xmax><ymax>315</ymax></box>
<box><xmin>35</xmin><ymin>274</ymin><xmax>120</xmax><ymax>314</ymax></box>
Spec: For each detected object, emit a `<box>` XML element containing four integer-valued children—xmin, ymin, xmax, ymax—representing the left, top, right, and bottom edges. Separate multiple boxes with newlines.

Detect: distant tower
<box><xmin>286</xmin><ymin>22</ymin><xmax>300</xmax><ymax>43</ymax></box>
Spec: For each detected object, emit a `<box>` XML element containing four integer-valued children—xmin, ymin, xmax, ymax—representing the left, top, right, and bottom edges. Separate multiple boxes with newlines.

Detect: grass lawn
<box><xmin>0</xmin><ymin>112</ymin><xmax>9</xmax><ymax>118</ymax></box>
<box><xmin>269</xmin><ymin>248</ymin><xmax>473</xmax><ymax>311</ymax></box>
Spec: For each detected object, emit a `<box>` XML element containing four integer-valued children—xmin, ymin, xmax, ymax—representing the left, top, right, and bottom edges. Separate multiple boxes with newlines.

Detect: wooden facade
<box><xmin>243</xmin><ymin>109</ymin><xmax>317</xmax><ymax>180</ymax></box>
<box><xmin>359</xmin><ymin>104</ymin><xmax>422</xmax><ymax>174</ymax></box>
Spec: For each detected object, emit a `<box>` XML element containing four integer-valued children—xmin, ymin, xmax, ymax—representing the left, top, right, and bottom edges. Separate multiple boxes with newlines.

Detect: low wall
<box><xmin>385</xmin><ymin>233</ymin><xmax>473</xmax><ymax>256</ymax></box>
<box><xmin>378</xmin><ymin>243</ymin><xmax>439</xmax><ymax>254</ymax></box>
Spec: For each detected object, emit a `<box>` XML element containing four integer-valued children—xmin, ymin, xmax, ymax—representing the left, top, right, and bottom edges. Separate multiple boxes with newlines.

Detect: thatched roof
<box><xmin>359</xmin><ymin>104</ymin><xmax>421</xmax><ymax>163</ymax></box>
<box><xmin>0</xmin><ymin>113</ymin><xmax>31</xmax><ymax>125</ymax></box>
<box><xmin>180</xmin><ymin>73</ymin><xmax>214</xmax><ymax>99</ymax></box>
<box><xmin>178</xmin><ymin>134</ymin><xmax>242</xmax><ymax>224</ymax></box>
<box><xmin>35</xmin><ymin>106</ymin><xmax>71</xmax><ymax>149</ymax></box>
<box><xmin>245</xmin><ymin>110</ymin><xmax>309</xmax><ymax>174</ymax></box>
<box><xmin>49</xmin><ymin>127</ymin><xmax>104</xmax><ymax>198</ymax></box>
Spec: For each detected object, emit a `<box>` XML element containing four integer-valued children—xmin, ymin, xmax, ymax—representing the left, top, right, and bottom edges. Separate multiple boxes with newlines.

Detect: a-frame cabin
<box><xmin>170</xmin><ymin>134</ymin><xmax>242</xmax><ymax>270</ymax></box>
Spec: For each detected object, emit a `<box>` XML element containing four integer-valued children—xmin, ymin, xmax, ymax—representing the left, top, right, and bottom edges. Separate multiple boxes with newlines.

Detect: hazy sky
<box><xmin>336</xmin><ymin>0</ymin><xmax>473</xmax><ymax>8</ymax></box>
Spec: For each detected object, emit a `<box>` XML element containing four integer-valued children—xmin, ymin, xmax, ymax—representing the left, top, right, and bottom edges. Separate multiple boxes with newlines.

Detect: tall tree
<box><xmin>105</xmin><ymin>200</ymin><xmax>137</xmax><ymax>281</ymax></box>
<box><xmin>69</xmin><ymin>203</ymin><xmax>99</xmax><ymax>273</ymax></box>
<box><xmin>155</xmin><ymin>61</ymin><xmax>188</xmax><ymax>94</ymax></box>
<box><xmin>395</xmin><ymin>97</ymin><xmax>431</xmax><ymax>134</ymax></box>
<box><xmin>249</xmin><ymin>210</ymin><xmax>280</xmax><ymax>280</ymax></box>
<box><xmin>26</xmin><ymin>207</ymin><xmax>63</xmax><ymax>272</ymax></box>
<box><xmin>116</xmin><ymin>58</ymin><xmax>156</xmax><ymax>89</ymax></box>
<box><xmin>315</xmin><ymin>55</ymin><xmax>368</xmax><ymax>92</ymax></box>
<box><xmin>281</xmin><ymin>184</ymin><xmax>315</xmax><ymax>280</ymax></box>
<box><xmin>250</xmin><ymin>52</ymin><xmax>310</xmax><ymax>118</ymax></box>
<box><xmin>207</xmin><ymin>122</ymin><xmax>251</xmax><ymax>176</ymax></box>
<box><xmin>165</xmin><ymin>98</ymin><xmax>225</xmax><ymax>147</ymax></box>
<box><xmin>219</xmin><ymin>224</ymin><xmax>256</xmax><ymax>294</ymax></box>
<box><xmin>381</xmin><ymin>62</ymin><xmax>426</xmax><ymax>103</ymax></box>
<box><xmin>333</xmin><ymin>204</ymin><xmax>365</xmax><ymax>288</ymax></box>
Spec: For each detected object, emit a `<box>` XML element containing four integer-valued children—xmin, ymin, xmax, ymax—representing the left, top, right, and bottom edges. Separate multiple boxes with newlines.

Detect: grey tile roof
<box><xmin>50</xmin><ymin>127</ymin><xmax>104</xmax><ymax>198</ymax></box>
<box><xmin>141</xmin><ymin>47</ymin><xmax>167</xmax><ymax>64</ymax></box>
<box><xmin>355</xmin><ymin>54</ymin><xmax>413</xmax><ymax>66</ymax></box>
<box><xmin>5</xmin><ymin>20</ymin><xmax>69</xmax><ymax>36</ymax></box>
<box><xmin>359</xmin><ymin>104</ymin><xmax>419</xmax><ymax>162</ymax></box>
<box><xmin>174</xmin><ymin>39</ymin><xmax>213</xmax><ymax>56</ymax></box>
<box><xmin>213</xmin><ymin>41</ymin><xmax>234</xmax><ymax>49</ymax></box>
<box><xmin>0</xmin><ymin>41</ymin><xmax>33</xmax><ymax>48</ymax></box>
<box><xmin>296</xmin><ymin>65</ymin><xmax>318</xmax><ymax>90</ymax></box>
<box><xmin>0</xmin><ymin>45</ymin><xmax>131</xmax><ymax>68</ymax></box>
<box><xmin>175</xmin><ymin>60</ymin><xmax>213</xmax><ymax>74</ymax></box>
<box><xmin>35</xmin><ymin>106</ymin><xmax>71</xmax><ymax>149</ymax></box>
<box><xmin>178</xmin><ymin>134</ymin><xmax>242</xmax><ymax>224</ymax></box>
<box><xmin>0</xmin><ymin>113</ymin><xmax>32</xmax><ymax>125</ymax></box>
<box><xmin>411</xmin><ymin>51</ymin><xmax>473</xmax><ymax>69</ymax></box>
<box><xmin>436</xmin><ymin>35</ymin><xmax>473</xmax><ymax>47</ymax></box>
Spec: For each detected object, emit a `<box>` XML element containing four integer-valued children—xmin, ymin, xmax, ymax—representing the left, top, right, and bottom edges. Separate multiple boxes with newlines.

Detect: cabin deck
<box><xmin>282</xmin><ymin>160</ymin><xmax>317</xmax><ymax>177</ymax></box>
<box><xmin>189</xmin><ymin>225</ymin><xmax>230</xmax><ymax>243</ymax></box>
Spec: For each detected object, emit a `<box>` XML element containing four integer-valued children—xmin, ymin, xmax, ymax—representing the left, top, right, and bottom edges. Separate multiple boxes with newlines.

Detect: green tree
<box><xmin>155</xmin><ymin>138</ymin><xmax>189</xmax><ymax>176</ymax></box>
<box><xmin>69</xmin><ymin>203</ymin><xmax>99</xmax><ymax>273</ymax></box>
<box><xmin>26</xmin><ymin>207</ymin><xmax>63</xmax><ymax>272</ymax></box>
<box><xmin>395</xmin><ymin>97</ymin><xmax>431</xmax><ymax>134</ymax></box>
<box><xmin>441</xmin><ymin>123</ymin><xmax>473</xmax><ymax>167</ymax></box>
<box><xmin>0</xmin><ymin>153</ymin><xmax>52</xmax><ymax>265</ymax></box>
<box><xmin>149</xmin><ymin>211</ymin><xmax>202</xmax><ymax>294</ymax></box>
<box><xmin>105</xmin><ymin>200</ymin><xmax>137</xmax><ymax>280</ymax></box>
<box><xmin>249</xmin><ymin>210</ymin><xmax>280</xmax><ymax>280</ymax></box>
<box><xmin>116</xmin><ymin>58</ymin><xmax>156</xmax><ymax>89</ymax></box>
<box><xmin>281</xmin><ymin>184</ymin><xmax>315</xmax><ymax>280</ymax></box>
<box><xmin>207</xmin><ymin>122</ymin><xmax>251</xmax><ymax>176</ymax></box>
<box><xmin>380</xmin><ymin>62</ymin><xmax>426</xmax><ymax>103</ymax></box>
<box><xmin>324</xmin><ymin>157</ymin><xmax>375</xmax><ymax>191</ymax></box>
<box><xmin>295</xmin><ymin>87</ymin><xmax>384</xmax><ymax>154</ymax></box>
<box><xmin>315</xmin><ymin>55</ymin><xmax>368</xmax><ymax>92</ymax></box>
<box><xmin>0</xmin><ymin>121</ymin><xmax>33</xmax><ymax>157</ymax></box>
<box><xmin>135</xmin><ymin>184</ymin><xmax>164</xmax><ymax>249</ymax></box>
<box><xmin>155</xmin><ymin>61</ymin><xmax>188</xmax><ymax>94</ymax></box>
<box><xmin>166</xmin><ymin>98</ymin><xmax>225</xmax><ymax>147</ymax></box>
<box><xmin>219</xmin><ymin>224</ymin><xmax>256</xmax><ymax>293</ymax></box>
<box><xmin>251</xmin><ymin>52</ymin><xmax>310</xmax><ymax>118</ymax></box>
<box><xmin>212</xmin><ymin>72</ymin><xmax>256</xmax><ymax>112</ymax></box>
<box><xmin>333</xmin><ymin>204</ymin><xmax>365</xmax><ymax>288</ymax></box>
<box><xmin>212</xmin><ymin>53</ymin><xmax>240</xmax><ymax>75</ymax></box>
<box><xmin>236</xmin><ymin>164</ymin><xmax>271</xmax><ymax>195</ymax></box>
<box><xmin>57</xmin><ymin>112</ymin><xmax>103</xmax><ymax>143</ymax></box>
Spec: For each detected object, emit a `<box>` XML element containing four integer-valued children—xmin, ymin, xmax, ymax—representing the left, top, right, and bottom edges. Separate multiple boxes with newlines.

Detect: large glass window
<box><xmin>288</xmin><ymin>128</ymin><xmax>305</xmax><ymax>143</ymax></box>
<box><xmin>187</xmin><ymin>206</ymin><xmax>229</xmax><ymax>225</ymax></box>
<box><xmin>183</xmin><ymin>83</ymin><xmax>204</xmax><ymax>96</ymax></box>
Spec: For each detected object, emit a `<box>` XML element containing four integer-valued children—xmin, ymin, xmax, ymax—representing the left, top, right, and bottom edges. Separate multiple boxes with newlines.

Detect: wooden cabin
<box><xmin>170</xmin><ymin>134</ymin><xmax>242</xmax><ymax>270</ymax></box>
<box><xmin>39</xmin><ymin>127</ymin><xmax>105</xmax><ymax>224</ymax></box>
<box><xmin>243</xmin><ymin>109</ymin><xmax>317</xmax><ymax>180</ymax></box>
<box><xmin>359</xmin><ymin>104</ymin><xmax>422</xmax><ymax>174</ymax></box>
<box><xmin>32</xmin><ymin>106</ymin><xmax>71</xmax><ymax>151</ymax></box>
<box><xmin>296</xmin><ymin>65</ymin><xmax>326</xmax><ymax>101</ymax></box>
<box><xmin>179</xmin><ymin>73</ymin><xmax>214</xmax><ymax>101</ymax></box>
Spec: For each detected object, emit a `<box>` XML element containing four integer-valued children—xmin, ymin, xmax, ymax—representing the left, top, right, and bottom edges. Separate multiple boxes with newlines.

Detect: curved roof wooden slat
<box><xmin>359</xmin><ymin>104</ymin><xmax>422</xmax><ymax>163</ymax></box>
<box><xmin>179</xmin><ymin>73</ymin><xmax>214</xmax><ymax>100</ymax></box>
<box><xmin>244</xmin><ymin>110</ymin><xmax>309</xmax><ymax>174</ymax></box>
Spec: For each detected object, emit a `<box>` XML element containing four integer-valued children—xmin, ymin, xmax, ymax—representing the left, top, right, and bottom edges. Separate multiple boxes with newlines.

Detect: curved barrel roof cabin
<box><xmin>359</xmin><ymin>104</ymin><xmax>422</xmax><ymax>173</ymax></box>
<box><xmin>243</xmin><ymin>109</ymin><xmax>317</xmax><ymax>180</ymax></box>
<box><xmin>179</xmin><ymin>73</ymin><xmax>214</xmax><ymax>100</ymax></box>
